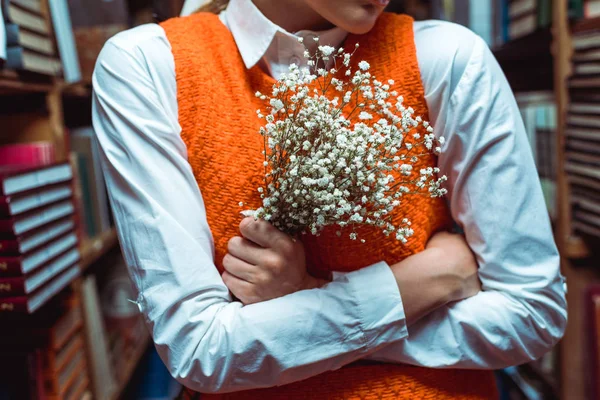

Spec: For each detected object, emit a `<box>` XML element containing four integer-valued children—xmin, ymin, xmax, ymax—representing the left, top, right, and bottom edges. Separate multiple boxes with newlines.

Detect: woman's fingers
<box><xmin>221</xmin><ymin>270</ymin><xmax>260</xmax><ymax>305</ymax></box>
<box><xmin>222</xmin><ymin>253</ymin><xmax>257</xmax><ymax>283</ymax></box>
<box><xmin>227</xmin><ymin>236</ymin><xmax>264</xmax><ymax>265</ymax></box>
<box><xmin>239</xmin><ymin>217</ymin><xmax>287</xmax><ymax>248</ymax></box>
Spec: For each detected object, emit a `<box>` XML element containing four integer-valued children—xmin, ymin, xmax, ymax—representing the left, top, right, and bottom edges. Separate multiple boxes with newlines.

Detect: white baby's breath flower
<box><xmin>318</xmin><ymin>45</ymin><xmax>335</xmax><ymax>57</ymax></box>
<box><xmin>244</xmin><ymin>40</ymin><xmax>446</xmax><ymax>242</ymax></box>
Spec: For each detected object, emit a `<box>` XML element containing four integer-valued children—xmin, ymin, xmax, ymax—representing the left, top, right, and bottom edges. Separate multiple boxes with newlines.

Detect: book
<box><xmin>81</xmin><ymin>274</ymin><xmax>117</xmax><ymax>399</ymax></box>
<box><xmin>509</xmin><ymin>11</ymin><xmax>538</xmax><ymax>40</ymax></box>
<box><xmin>567</xmin><ymin>151</ymin><xmax>600</xmax><ymax>166</ymax></box>
<box><xmin>0</xmin><ymin>230</ymin><xmax>77</xmax><ymax>276</ymax></box>
<box><xmin>45</xmin><ymin>332</ymin><xmax>83</xmax><ymax>374</ymax></box>
<box><xmin>509</xmin><ymin>0</ymin><xmax>536</xmax><ymax>19</ymax></box>
<box><xmin>0</xmin><ymin>182</ymin><xmax>72</xmax><ymax>217</ymax></box>
<box><xmin>0</xmin><ymin>264</ymin><xmax>79</xmax><ymax>313</ymax></box>
<box><xmin>569</xmin><ymin>0</ymin><xmax>585</xmax><ymax>18</ymax></box>
<box><xmin>68</xmin><ymin>153</ymin><xmax>88</xmax><ymax>241</ymax></box>
<box><xmin>573</xmin><ymin>48</ymin><xmax>600</xmax><ymax>62</ymax></box>
<box><xmin>573</xmin><ymin>31</ymin><xmax>600</xmax><ymax>51</ymax></box>
<box><xmin>568</xmin><ymin>113</ymin><xmax>600</xmax><ymax>128</ymax></box>
<box><xmin>574</xmin><ymin>62</ymin><xmax>600</xmax><ymax>75</ymax></box>
<box><xmin>0</xmin><ymin>217</ymin><xmax>75</xmax><ymax>255</ymax></box>
<box><xmin>570</xmin><ymin>102</ymin><xmax>600</xmax><ymax>114</ymax></box>
<box><xmin>48</xmin><ymin>0</ymin><xmax>80</xmax><ymax>83</ymax></box>
<box><xmin>70</xmin><ymin>128</ymin><xmax>111</xmax><ymax>236</ymax></box>
<box><xmin>6</xmin><ymin>2</ymin><xmax>49</xmax><ymax>34</ymax></box>
<box><xmin>10</xmin><ymin>0</ymin><xmax>41</xmax><ymax>13</ymax></box>
<box><xmin>44</xmin><ymin>342</ymin><xmax>86</xmax><ymax>395</ymax></box>
<box><xmin>0</xmin><ymin>247</ymin><xmax>79</xmax><ymax>296</ymax></box>
<box><xmin>6</xmin><ymin>45</ymin><xmax>62</xmax><ymax>75</ymax></box>
<box><xmin>0</xmin><ymin>162</ymin><xmax>72</xmax><ymax>197</ymax></box>
<box><xmin>586</xmin><ymin>0</ymin><xmax>600</xmax><ymax>17</ymax></box>
<box><xmin>0</xmin><ymin>2</ymin><xmax>6</xmax><ymax>64</ymax></box>
<box><xmin>568</xmin><ymin>138</ymin><xmax>600</xmax><ymax>153</ymax></box>
<box><xmin>5</xmin><ymin>22</ymin><xmax>55</xmax><ymax>55</ymax></box>
<box><xmin>0</xmin><ymin>199</ymin><xmax>74</xmax><ymax>237</ymax></box>
<box><xmin>566</xmin><ymin>160</ymin><xmax>600</xmax><ymax>179</ymax></box>
<box><xmin>0</xmin><ymin>141</ymin><xmax>56</xmax><ymax>167</ymax></box>
<box><xmin>566</xmin><ymin>125</ymin><xmax>600</xmax><ymax>141</ymax></box>
<box><xmin>537</xmin><ymin>0</ymin><xmax>553</xmax><ymax>28</ymax></box>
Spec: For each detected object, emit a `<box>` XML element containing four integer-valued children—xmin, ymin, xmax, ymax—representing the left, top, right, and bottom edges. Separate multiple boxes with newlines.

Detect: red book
<box><xmin>0</xmin><ymin>217</ymin><xmax>75</xmax><ymax>255</ymax></box>
<box><xmin>0</xmin><ymin>182</ymin><xmax>73</xmax><ymax>217</ymax></box>
<box><xmin>0</xmin><ymin>199</ymin><xmax>74</xmax><ymax>237</ymax></box>
<box><xmin>0</xmin><ymin>247</ymin><xmax>79</xmax><ymax>297</ymax></box>
<box><xmin>0</xmin><ymin>231</ymin><xmax>77</xmax><ymax>276</ymax></box>
<box><xmin>0</xmin><ymin>163</ymin><xmax>72</xmax><ymax>197</ymax></box>
<box><xmin>0</xmin><ymin>142</ymin><xmax>56</xmax><ymax>168</ymax></box>
<box><xmin>0</xmin><ymin>265</ymin><xmax>80</xmax><ymax>313</ymax></box>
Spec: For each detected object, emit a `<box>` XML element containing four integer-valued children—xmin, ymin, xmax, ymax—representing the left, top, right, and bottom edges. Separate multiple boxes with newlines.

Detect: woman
<box><xmin>91</xmin><ymin>0</ymin><xmax>567</xmax><ymax>398</ymax></box>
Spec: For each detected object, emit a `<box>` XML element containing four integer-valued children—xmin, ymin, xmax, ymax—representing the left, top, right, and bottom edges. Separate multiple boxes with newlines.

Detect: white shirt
<box><xmin>91</xmin><ymin>0</ymin><xmax>567</xmax><ymax>393</ymax></box>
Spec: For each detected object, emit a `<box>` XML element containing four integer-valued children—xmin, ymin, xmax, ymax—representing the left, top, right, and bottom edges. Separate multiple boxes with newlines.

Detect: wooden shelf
<box><xmin>62</xmin><ymin>81</ymin><xmax>93</xmax><ymax>97</ymax></box>
<box><xmin>109</xmin><ymin>332</ymin><xmax>150</xmax><ymax>400</ymax></box>
<box><xmin>0</xmin><ymin>70</ymin><xmax>57</xmax><ymax>95</ymax></box>
<box><xmin>80</xmin><ymin>229</ymin><xmax>119</xmax><ymax>271</ymax></box>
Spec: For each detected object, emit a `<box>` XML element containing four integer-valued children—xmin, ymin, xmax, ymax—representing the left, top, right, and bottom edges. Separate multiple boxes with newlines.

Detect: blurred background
<box><xmin>0</xmin><ymin>0</ymin><xmax>598</xmax><ymax>399</ymax></box>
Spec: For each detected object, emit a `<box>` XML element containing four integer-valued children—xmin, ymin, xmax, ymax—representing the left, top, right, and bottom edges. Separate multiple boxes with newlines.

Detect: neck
<box><xmin>252</xmin><ymin>0</ymin><xmax>334</xmax><ymax>32</ymax></box>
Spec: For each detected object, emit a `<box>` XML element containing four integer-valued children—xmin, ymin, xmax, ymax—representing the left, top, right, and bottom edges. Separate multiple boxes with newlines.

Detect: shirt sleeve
<box><xmin>365</xmin><ymin>22</ymin><xmax>567</xmax><ymax>368</ymax></box>
<box><xmin>91</xmin><ymin>25</ymin><xmax>408</xmax><ymax>393</ymax></box>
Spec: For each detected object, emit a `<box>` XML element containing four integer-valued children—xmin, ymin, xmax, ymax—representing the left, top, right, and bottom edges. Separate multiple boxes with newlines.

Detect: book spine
<box><xmin>0</xmin><ymin>296</ymin><xmax>27</xmax><ymax>312</ymax></box>
<box><xmin>0</xmin><ymin>276</ymin><xmax>26</xmax><ymax>296</ymax></box>
<box><xmin>5</xmin><ymin>22</ymin><xmax>18</xmax><ymax>46</ymax></box>
<box><xmin>0</xmin><ymin>238</ymin><xmax>20</xmax><ymax>254</ymax></box>
<box><xmin>0</xmin><ymin>256</ymin><xmax>23</xmax><ymax>276</ymax></box>
<box><xmin>5</xmin><ymin>45</ymin><xmax>24</xmax><ymax>70</ymax></box>
<box><xmin>1</xmin><ymin>0</ymin><xmax>10</xmax><ymax>21</ymax></box>
<box><xmin>0</xmin><ymin>142</ymin><xmax>56</xmax><ymax>168</ymax></box>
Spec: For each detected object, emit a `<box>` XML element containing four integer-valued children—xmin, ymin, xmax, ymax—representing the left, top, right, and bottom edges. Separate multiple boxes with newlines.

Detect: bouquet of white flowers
<box><xmin>242</xmin><ymin>39</ymin><xmax>447</xmax><ymax>243</ymax></box>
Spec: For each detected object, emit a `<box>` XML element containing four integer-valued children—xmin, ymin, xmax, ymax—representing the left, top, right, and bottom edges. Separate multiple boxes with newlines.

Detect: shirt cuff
<box><xmin>332</xmin><ymin>261</ymin><xmax>408</xmax><ymax>351</ymax></box>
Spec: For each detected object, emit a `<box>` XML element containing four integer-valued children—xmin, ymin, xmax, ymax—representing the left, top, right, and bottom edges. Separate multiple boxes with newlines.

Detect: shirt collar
<box><xmin>221</xmin><ymin>0</ymin><xmax>348</xmax><ymax>69</ymax></box>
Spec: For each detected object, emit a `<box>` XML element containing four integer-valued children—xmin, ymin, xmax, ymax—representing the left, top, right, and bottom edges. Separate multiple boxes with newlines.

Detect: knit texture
<box><xmin>162</xmin><ymin>12</ymin><xmax>497</xmax><ymax>399</ymax></box>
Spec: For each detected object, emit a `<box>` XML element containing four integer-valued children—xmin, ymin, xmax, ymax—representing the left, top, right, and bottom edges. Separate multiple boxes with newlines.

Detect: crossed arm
<box><xmin>224</xmin><ymin>218</ymin><xmax>481</xmax><ymax>326</ymax></box>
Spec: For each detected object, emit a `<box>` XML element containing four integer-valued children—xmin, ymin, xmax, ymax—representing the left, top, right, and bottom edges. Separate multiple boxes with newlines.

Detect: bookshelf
<box><xmin>0</xmin><ymin>0</ymin><xmax>152</xmax><ymax>397</ymax></box>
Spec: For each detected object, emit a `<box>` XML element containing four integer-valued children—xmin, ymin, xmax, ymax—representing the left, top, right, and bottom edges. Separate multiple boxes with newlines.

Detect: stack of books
<box><xmin>0</xmin><ymin>292</ymin><xmax>91</xmax><ymax>399</ymax></box>
<box><xmin>507</xmin><ymin>0</ymin><xmax>552</xmax><ymax>41</ymax></box>
<box><xmin>42</xmin><ymin>294</ymin><xmax>90</xmax><ymax>400</ymax></box>
<box><xmin>1</xmin><ymin>0</ymin><xmax>80</xmax><ymax>82</ymax></box>
<box><xmin>0</xmin><ymin>162</ymin><xmax>80</xmax><ymax>314</ymax></box>
<box><xmin>566</xmin><ymin>23</ymin><xmax>600</xmax><ymax>238</ymax></box>
<box><xmin>1</xmin><ymin>0</ymin><xmax>61</xmax><ymax>76</ymax></box>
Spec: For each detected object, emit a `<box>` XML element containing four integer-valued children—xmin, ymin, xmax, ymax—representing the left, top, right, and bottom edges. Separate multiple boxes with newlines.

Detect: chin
<box><xmin>334</xmin><ymin>6</ymin><xmax>383</xmax><ymax>35</ymax></box>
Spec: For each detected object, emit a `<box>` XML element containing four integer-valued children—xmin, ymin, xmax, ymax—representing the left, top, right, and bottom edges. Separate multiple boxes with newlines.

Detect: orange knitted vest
<box><xmin>162</xmin><ymin>12</ymin><xmax>497</xmax><ymax>399</ymax></box>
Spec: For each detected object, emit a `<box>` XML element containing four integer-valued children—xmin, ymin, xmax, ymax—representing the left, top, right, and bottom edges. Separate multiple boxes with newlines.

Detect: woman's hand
<box><xmin>222</xmin><ymin>217</ymin><xmax>326</xmax><ymax>305</ymax></box>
